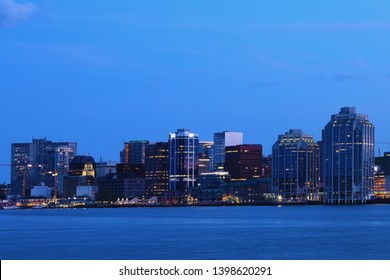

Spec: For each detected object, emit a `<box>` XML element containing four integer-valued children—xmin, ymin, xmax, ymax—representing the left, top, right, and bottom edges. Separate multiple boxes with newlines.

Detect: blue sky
<box><xmin>1</xmin><ymin>0</ymin><xmax>390</xmax><ymax>183</ymax></box>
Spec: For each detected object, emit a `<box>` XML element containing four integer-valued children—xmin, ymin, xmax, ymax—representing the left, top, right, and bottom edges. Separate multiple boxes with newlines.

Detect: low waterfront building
<box><xmin>30</xmin><ymin>183</ymin><xmax>51</xmax><ymax>198</ymax></box>
<box><xmin>227</xmin><ymin>178</ymin><xmax>272</xmax><ymax>204</ymax></box>
<box><xmin>190</xmin><ymin>172</ymin><xmax>230</xmax><ymax>203</ymax></box>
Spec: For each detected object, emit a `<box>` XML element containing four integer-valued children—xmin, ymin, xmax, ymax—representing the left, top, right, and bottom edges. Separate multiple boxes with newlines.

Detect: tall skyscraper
<box><xmin>213</xmin><ymin>131</ymin><xmax>243</xmax><ymax>171</ymax></box>
<box><xmin>198</xmin><ymin>141</ymin><xmax>213</xmax><ymax>175</ymax></box>
<box><xmin>120</xmin><ymin>140</ymin><xmax>149</xmax><ymax>164</ymax></box>
<box><xmin>272</xmin><ymin>129</ymin><xmax>319</xmax><ymax>202</ymax></box>
<box><xmin>10</xmin><ymin>138</ymin><xmax>77</xmax><ymax>196</ymax></box>
<box><xmin>169</xmin><ymin>129</ymin><xmax>199</xmax><ymax>192</ymax></box>
<box><xmin>322</xmin><ymin>107</ymin><xmax>375</xmax><ymax>204</ymax></box>
<box><xmin>224</xmin><ymin>144</ymin><xmax>262</xmax><ymax>181</ymax></box>
<box><xmin>145</xmin><ymin>142</ymin><xmax>169</xmax><ymax>195</ymax></box>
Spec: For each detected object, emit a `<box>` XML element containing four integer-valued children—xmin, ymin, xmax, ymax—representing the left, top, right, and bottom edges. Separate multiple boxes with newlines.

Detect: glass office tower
<box><xmin>213</xmin><ymin>131</ymin><xmax>243</xmax><ymax>171</ymax></box>
<box><xmin>322</xmin><ymin>107</ymin><xmax>375</xmax><ymax>204</ymax></box>
<box><xmin>272</xmin><ymin>129</ymin><xmax>319</xmax><ymax>202</ymax></box>
<box><xmin>169</xmin><ymin>129</ymin><xmax>199</xmax><ymax>192</ymax></box>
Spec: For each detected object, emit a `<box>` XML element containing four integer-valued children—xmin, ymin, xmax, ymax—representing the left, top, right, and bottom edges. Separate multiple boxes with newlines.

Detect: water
<box><xmin>1</xmin><ymin>205</ymin><xmax>390</xmax><ymax>260</ymax></box>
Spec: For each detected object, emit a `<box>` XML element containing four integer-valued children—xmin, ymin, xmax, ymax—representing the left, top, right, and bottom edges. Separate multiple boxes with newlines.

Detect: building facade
<box><xmin>145</xmin><ymin>142</ymin><xmax>169</xmax><ymax>195</ymax></box>
<box><xmin>10</xmin><ymin>138</ymin><xmax>77</xmax><ymax>196</ymax></box>
<box><xmin>168</xmin><ymin>129</ymin><xmax>199</xmax><ymax>193</ymax></box>
<box><xmin>272</xmin><ymin>129</ymin><xmax>319</xmax><ymax>202</ymax></box>
<box><xmin>374</xmin><ymin>152</ymin><xmax>390</xmax><ymax>199</ymax></box>
<box><xmin>213</xmin><ymin>131</ymin><xmax>243</xmax><ymax>171</ymax></box>
<box><xmin>224</xmin><ymin>144</ymin><xmax>262</xmax><ymax>181</ymax></box>
<box><xmin>190</xmin><ymin>172</ymin><xmax>230</xmax><ymax>203</ymax></box>
<box><xmin>63</xmin><ymin>155</ymin><xmax>96</xmax><ymax>198</ymax></box>
<box><xmin>198</xmin><ymin>141</ymin><xmax>213</xmax><ymax>175</ymax></box>
<box><xmin>120</xmin><ymin>140</ymin><xmax>149</xmax><ymax>164</ymax></box>
<box><xmin>322</xmin><ymin>107</ymin><xmax>375</xmax><ymax>204</ymax></box>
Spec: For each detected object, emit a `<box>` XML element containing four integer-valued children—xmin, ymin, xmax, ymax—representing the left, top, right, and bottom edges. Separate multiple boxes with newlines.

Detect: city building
<box><xmin>262</xmin><ymin>155</ymin><xmax>272</xmax><ymax>178</ymax></box>
<box><xmin>30</xmin><ymin>183</ymin><xmax>51</xmax><ymax>198</ymax></box>
<box><xmin>190</xmin><ymin>172</ymin><xmax>230</xmax><ymax>203</ymax></box>
<box><xmin>76</xmin><ymin>185</ymin><xmax>98</xmax><ymax>198</ymax></box>
<box><xmin>55</xmin><ymin>146</ymin><xmax>77</xmax><ymax>196</ymax></box>
<box><xmin>198</xmin><ymin>141</ymin><xmax>213</xmax><ymax>175</ymax></box>
<box><xmin>272</xmin><ymin>129</ymin><xmax>320</xmax><ymax>202</ymax></box>
<box><xmin>374</xmin><ymin>170</ymin><xmax>386</xmax><ymax>199</ymax></box>
<box><xmin>120</xmin><ymin>140</ymin><xmax>149</xmax><ymax>164</ymax></box>
<box><xmin>96</xmin><ymin>160</ymin><xmax>117</xmax><ymax>178</ymax></box>
<box><xmin>375</xmin><ymin>152</ymin><xmax>390</xmax><ymax>176</ymax></box>
<box><xmin>224</xmin><ymin>144</ymin><xmax>262</xmax><ymax>181</ymax></box>
<box><xmin>168</xmin><ymin>128</ymin><xmax>199</xmax><ymax>193</ymax></box>
<box><xmin>97</xmin><ymin>174</ymin><xmax>145</xmax><ymax>201</ymax></box>
<box><xmin>116</xmin><ymin>163</ymin><xmax>145</xmax><ymax>178</ymax></box>
<box><xmin>145</xmin><ymin>142</ymin><xmax>169</xmax><ymax>196</ymax></box>
<box><xmin>227</xmin><ymin>178</ymin><xmax>272</xmax><ymax>204</ymax></box>
<box><xmin>10</xmin><ymin>138</ymin><xmax>77</xmax><ymax>196</ymax></box>
<box><xmin>213</xmin><ymin>131</ymin><xmax>243</xmax><ymax>171</ymax></box>
<box><xmin>322</xmin><ymin>107</ymin><xmax>375</xmax><ymax>204</ymax></box>
<box><xmin>374</xmin><ymin>152</ymin><xmax>390</xmax><ymax>199</ymax></box>
<box><xmin>63</xmin><ymin>155</ymin><xmax>96</xmax><ymax>198</ymax></box>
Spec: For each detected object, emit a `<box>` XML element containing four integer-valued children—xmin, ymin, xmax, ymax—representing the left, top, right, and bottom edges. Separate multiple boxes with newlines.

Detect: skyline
<box><xmin>2</xmin><ymin>1</ymin><xmax>390</xmax><ymax>183</ymax></box>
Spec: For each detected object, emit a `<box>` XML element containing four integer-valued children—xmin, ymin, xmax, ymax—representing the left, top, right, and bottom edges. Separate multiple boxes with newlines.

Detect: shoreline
<box><xmin>3</xmin><ymin>199</ymin><xmax>390</xmax><ymax>210</ymax></box>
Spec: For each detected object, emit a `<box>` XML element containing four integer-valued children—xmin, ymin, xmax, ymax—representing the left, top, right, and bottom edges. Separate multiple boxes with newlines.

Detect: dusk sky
<box><xmin>1</xmin><ymin>0</ymin><xmax>390</xmax><ymax>183</ymax></box>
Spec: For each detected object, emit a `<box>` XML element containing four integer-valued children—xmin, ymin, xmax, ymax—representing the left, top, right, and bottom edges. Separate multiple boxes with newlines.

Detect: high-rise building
<box><xmin>10</xmin><ymin>143</ymin><xmax>31</xmax><ymax>195</ymax></box>
<box><xmin>224</xmin><ymin>144</ymin><xmax>262</xmax><ymax>181</ymax></box>
<box><xmin>198</xmin><ymin>141</ymin><xmax>213</xmax><ymax>175</ymax></box>
<box><xmin>213</xmin><ymin>131</ymin><xmax>243</xmax><ymax>171</ymax></box>
<box><xmin>322</xmin><ymin>107</ymin><xmax>375</xmax><ymax>204</ymax></box>
<box><xmin>10</xmin><ymin>138</ymin><xmax>77</xmax><ymax>196</ymax></box>
<box><xmin>168</xmin><ymin>129</ymin><xmax>199</xmax><ymax>192</ymax></box>
<box><xmin>272</xmin><ymin>129</ymin><xmax>319</xmax><ymax>202</ymax></box>
<box><xmin>145</xmin><ymin>142</ymin><xmax>169</xmax><ymax>195</ymax></box>
<box><xmin>262</xmin><ymin>155</ymin><xmax>272</xmax><ymax>178</ymax></box>
<box><xmin>120</xmin><ymin>140</ymin><xmax>149</xmax><ymax>164</ymax></box>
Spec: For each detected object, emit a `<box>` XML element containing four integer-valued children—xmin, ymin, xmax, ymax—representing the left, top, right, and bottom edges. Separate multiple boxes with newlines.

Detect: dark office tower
<box><xmin>145</xmin><ymin>142</ymin><xmax>169</xmax><ymax>195</ymax></box>
<box><xmin>10</xmin><ymin>138</ymin><xmax>77</xmax><ymax>196</ymax></box>
<box><xmin>10</xmin><ymin>143</ymin><xmax>31</xmax><ymax>196</ymax></box>
<box><xmin>262</xmin><ymin>155</ymin><xmax>272</xmax><ymax>178</ymax></box>
<box><xmin>272</xmin><ymin>129</ymin><xmax>320</xmax><ymax>202</ymax></box>
<box><xmin>376</xmin><ymin>152</ymin><xmax>390</xmax><ymax>176</ymax></box>
<box><xmin>225</xmin><ymin>144</ymin><xmax>262</xmax><ymax>181</ymax></box>
<box><xmin>120</xmin><ymin>140</ymin><xmax>149</xmax><ymax>164</ymax></box>
<box><xmin>322</xmin><ymin>107</ymin><xmax>375</xmax><ymax>204</ymax></box>
<box><xmin>385</xmin><ymin>152</ymin><xmax>390</xmax><ymax>176</ymax></box>
<box><xmin>63</xmin><ymin>155</ymin><xmax>96</xmax><ymax>198</ymax></box>
<box><xmin>169</xmin><ymin>129</ymin><xmax>199</xmax><ymax>192</ymax></box>
<box><xmin>213</xmin><ymin>132</ymin><xmax>243</xmax><ymax>171</ymax></box>
<box><xmin>198</xmin><ymin>141</ymin><xmax>213</xmax><ymax>175</ymax></box>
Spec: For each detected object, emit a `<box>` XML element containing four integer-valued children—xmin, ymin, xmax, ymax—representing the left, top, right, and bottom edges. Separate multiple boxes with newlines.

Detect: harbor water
<box><xmin>1</xmin><ymin>205</ymin><xmax>390</xmax><ymax>260</ymax></box>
